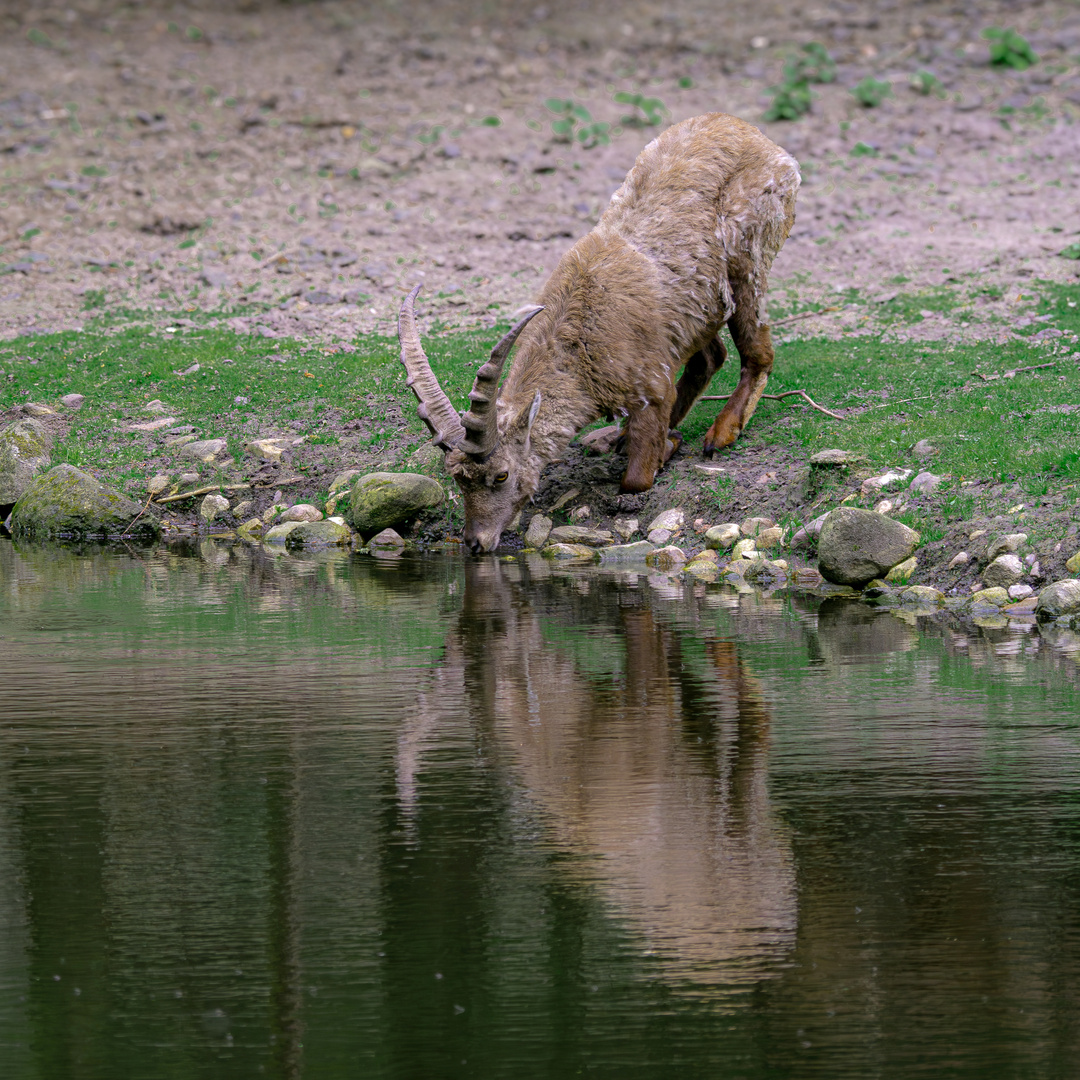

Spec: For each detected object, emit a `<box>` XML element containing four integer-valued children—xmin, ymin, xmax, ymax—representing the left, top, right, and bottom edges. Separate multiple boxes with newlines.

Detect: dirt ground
<box><xmin>2</xmin><ymin>0</ymin><xmax>1079</xmax><ymax>341</ymax></box>
<box><xmin>2</xmin><ymin>0</ymin><xmax>1080</xmax><ymax>587</ymax></box>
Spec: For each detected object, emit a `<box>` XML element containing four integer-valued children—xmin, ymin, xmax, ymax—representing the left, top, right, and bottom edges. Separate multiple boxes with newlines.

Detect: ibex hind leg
<box><xmin>703</xmin><ymin>285</ymin><xmax>774</xmax><ymax>457</ymax></box>
<box><xmin>670</xmin><ymin>337</ymin><xmax>727</xmax><ymax>431</ymax></box>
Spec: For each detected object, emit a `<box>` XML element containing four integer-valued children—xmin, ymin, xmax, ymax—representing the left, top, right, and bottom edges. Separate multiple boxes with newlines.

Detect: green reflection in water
<box><xmin>2</xmin><ymin>538</ymin><xmax>1080</xmax><ymax>1079</ymax></box>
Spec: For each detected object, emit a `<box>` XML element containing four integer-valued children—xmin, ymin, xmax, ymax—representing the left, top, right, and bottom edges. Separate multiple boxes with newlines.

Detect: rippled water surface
<box><xmin>3</xmin><ymin>539</ymin><xmax>1080</xmax><ymax>1079</ymax></box>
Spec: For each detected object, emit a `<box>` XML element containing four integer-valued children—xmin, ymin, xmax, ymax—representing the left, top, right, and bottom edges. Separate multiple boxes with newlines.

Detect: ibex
<box><xmin>398</xmin><ymin>112</ymin><xmax>800</xmax><ymax>553</ymax></box>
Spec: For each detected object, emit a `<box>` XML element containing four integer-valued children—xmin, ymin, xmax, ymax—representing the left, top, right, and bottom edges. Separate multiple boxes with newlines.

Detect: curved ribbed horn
<box><xmin>459</xmin><ymin>304</ymin><xmax>545</xmax><ymax>459</ymax></box>
<box><xmin>398</xmin><ymin>285</ymin><xmax>466</xmax><ymax>452</ymax></box>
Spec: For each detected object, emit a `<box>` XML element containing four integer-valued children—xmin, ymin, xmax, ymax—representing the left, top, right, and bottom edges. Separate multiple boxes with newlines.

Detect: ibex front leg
<box><xmin>620</xmin><ymin>393</ymin><xmax>676</xmax><ymax>493</ymax></box>
<box><xmin>703</xmin><ymin>287</ymin><xmax>774</xmax><ymax>456</ymax></box>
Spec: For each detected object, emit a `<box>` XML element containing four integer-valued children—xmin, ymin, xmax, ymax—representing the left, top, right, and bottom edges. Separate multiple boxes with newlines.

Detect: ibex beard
<box><xmin>398</xmin><ymin>112</ymin><xmax>800</xmax><ymax>553</ymax></box>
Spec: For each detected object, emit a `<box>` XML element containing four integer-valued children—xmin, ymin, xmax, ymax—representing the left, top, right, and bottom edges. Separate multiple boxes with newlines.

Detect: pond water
<box><xmin>2</xmin><ymin>540</ymin><xmax>1080</xmax><ymax>1079</ymax></box>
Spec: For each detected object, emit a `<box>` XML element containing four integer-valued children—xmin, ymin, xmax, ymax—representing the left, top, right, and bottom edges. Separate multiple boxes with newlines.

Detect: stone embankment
<box><xmin>4</xmin><ymin>408</ymin><xmax>1080</xmax><ymax>633</ymax></box>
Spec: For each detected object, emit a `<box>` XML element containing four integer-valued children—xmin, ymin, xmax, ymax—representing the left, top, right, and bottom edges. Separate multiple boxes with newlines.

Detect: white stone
<box><xmin>1008</xmin><ymin>584</ymin><xmax>1034</xmax><ymax>599</ymax></box>
<box><xmin>647</xmin><ymin>507</ymin><xmax>684</xmax><ymax>534</ymax></box>
<box><xmin>860</xmin><ymin>468</ymin><xmax>913</xmax><ymax>496</ymax></box>
<box><xmin>280</xmin><ymin>503</ymin><xmax>322</xmax><ymax>523</ymax></box>
<box><xmin>705</xmin><ymin>523</ymin><xmax>741</xmax><ymax>550</ymax></box>
<box><xmin>908</xmin><ymin>471</ymin><xmax>943</xmax><ymax>495</ymax></box>
<box><xmin>947</xmin><ymin>550</ymin><xmax>970</xmax><ymax>569</ymax></box>
<box><xmin>732</xmin><ymin>538</ymin><xmax>757</xmax><ymax>560</ymax></box>
<box><xmin>986</xmin><ymin>532</ymin><xmax>1028</xmax><ymax>560</ymax></box>
<box><xmin>199</xmin><ymin>492</ymin><xmax>230</xmax><ymax>523</ymax></box>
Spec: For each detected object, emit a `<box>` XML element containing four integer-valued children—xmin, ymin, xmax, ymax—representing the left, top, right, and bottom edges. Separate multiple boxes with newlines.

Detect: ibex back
<box><xmin>399</xmin><ymin>112</ymin><xmax>800</xmax><ymax>553</ymax></box>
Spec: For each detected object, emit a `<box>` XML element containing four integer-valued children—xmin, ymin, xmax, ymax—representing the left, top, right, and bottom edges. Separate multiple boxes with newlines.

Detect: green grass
<box><xmin>2</xmin><ymin>286</ymin><xmax>1079</xmax><ymax>510</ymax></box>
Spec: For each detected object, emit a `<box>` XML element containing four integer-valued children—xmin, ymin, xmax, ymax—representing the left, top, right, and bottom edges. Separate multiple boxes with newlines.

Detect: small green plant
<box><xmin>705</xmin><ymin>473</ymin><xmax>736</xmax><ymax>505</ymax></box>
<box><xmin>763</xmin><ymin>43</ymin><xmax>835</xmax><ymax>122</ymax></box>
<box><xmin>544</xmin><ymin>99</ymin><xmax>610</xmax><ymax>148</ymax></box>
<box><xmin>784</xmin><ymin>42</ymin><xmax>836</xmax><ymax>85</ymax></box>
<box><xmin>763</xmin><ymin>79</ymin><xmax>814</xmax><ymax>121</ymax></box>
<box><xmin>851</xmin><ymin>78</ymin><xmax>891</xmax><ymax>108</ymax></box>
<box><xmin>1060</xmin><ymin>243</ymin><xmax>1080</xmax><ymax>260</ymax></box>
<box><xmin>81</xmin><ymin>289</ymin><xmax>107</xmax><ymax>310</ymax></box>
<box><xmin>850</xmin><ymin>141</ymin><xmax>879</xmax><ymax>158</ymax></box>
<box><xmin>416</xmin><ymin>125</ymin><xmax>443</xmax><ymax>145</ymax></box>
<box><xmin>910</xmin><ymin>70</ymin><xmax>945</xmax><ymax>97</ymax></box>
<box><xmin>983</xmin><ymin>27</ymin><xmax>1038</xmax><ymax>70</ymax></box>
<box><xmin>613</xmin><ymin>91</ymin><xmax>669</xmax><ymax>127</ymax></box>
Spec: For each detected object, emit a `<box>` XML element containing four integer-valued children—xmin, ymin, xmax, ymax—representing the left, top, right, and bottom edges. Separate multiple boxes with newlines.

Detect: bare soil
<box><xmin>2</xmin><ymin>0</ymin><xmax>1080</xmax><ymax>586</ymax></box>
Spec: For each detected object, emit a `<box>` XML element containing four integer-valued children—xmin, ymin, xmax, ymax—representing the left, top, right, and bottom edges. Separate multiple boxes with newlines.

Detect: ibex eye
<box><xmin>494</xmin><ymin>471</ymin><xmax>509</xmax><ymax>484</ymax></box>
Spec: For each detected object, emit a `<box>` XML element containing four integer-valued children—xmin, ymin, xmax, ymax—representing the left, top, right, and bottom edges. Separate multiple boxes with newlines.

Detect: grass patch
<box><xmin>2</xmin><ymin>288</ymin><xmax>1079</xmax><ymax>511</ymax></box>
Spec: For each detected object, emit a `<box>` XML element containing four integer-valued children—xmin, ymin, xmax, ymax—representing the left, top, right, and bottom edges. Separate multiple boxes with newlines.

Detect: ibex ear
<box><xmin>524</xmin><ymin>391</ymin><xmax>542</xmax><ymax>456</ymax></box>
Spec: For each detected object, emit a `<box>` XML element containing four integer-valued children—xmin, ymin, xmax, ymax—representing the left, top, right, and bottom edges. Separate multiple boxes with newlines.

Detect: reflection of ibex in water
<box><xmin>396</xmin><ymin>562</ymin><xmax>796</xmax><ymax>992</ymax></box>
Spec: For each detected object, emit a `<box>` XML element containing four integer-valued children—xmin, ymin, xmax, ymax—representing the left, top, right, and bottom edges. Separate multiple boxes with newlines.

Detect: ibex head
<box><xmin>398</xmin><ymin>285</ymin><xmax>545</xmax><ymax>554</ymax></box>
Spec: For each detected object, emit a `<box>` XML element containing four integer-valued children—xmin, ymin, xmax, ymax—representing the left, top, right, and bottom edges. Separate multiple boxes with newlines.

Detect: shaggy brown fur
<box><xmin>400</xmin><ymin>112</ymin><xmax>800</xmax><ymax>552</ymax></box>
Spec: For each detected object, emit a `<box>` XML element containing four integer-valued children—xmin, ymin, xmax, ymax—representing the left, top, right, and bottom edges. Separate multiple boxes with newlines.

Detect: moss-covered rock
<box><xmin>10</xmin><ymin>463</ymin><xmax>160</xmax><ymax>541</ymax></box>
<box><xmin>817</xmin><ymin>508</ymin><xmax>919</xmax><ymax>588</ymax></box>
<box><xmin>0</xmin><ymin>418</ymin><xmax>53</xmax><ymax>508</ymax></box>
<box><xmin>349</xmin><ymin>472</ymin><xmax>444</xmax><ymax>535</ymax></box>
<box><xmin>284</xmin><ymin>519</ymin><xmax>354</xmax><ymax>548</ymax></box>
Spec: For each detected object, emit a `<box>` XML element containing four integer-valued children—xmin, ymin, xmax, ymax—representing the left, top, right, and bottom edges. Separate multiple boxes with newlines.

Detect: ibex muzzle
<box><xmin>398</xmin><ymin>112</ymin><xmax>800</xmax><ymax>553</ymax></box>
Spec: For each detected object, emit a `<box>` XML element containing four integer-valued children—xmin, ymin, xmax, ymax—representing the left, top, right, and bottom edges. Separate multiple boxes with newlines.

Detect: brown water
<box><xmin>2</xmin><ymin>539</ymin><xmax>1080</xmax><ymax>1079</ymax></box>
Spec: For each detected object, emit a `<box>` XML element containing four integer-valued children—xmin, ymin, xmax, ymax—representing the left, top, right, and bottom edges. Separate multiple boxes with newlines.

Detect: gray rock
<box><xmin>947</xmin><ymin>550</ymin><xmax>970</xmax><ymax>569</ymax></box>
<box><xmin>908</xmin><ymin>471</ymin><xmax>943</xmax><ymax>495</ymax></box>
<box><xmin>860</xmin><ymin>468</ymin><xmax>913</xmax><ymax>496</ymax></box>
<box><xmin>146</xmin><ymin>474</ymin><xmax>171</xmax><ymax>496</ymax></box>
<box><xmin>199</xmin><ymin>492</ymin><xmax>230</xmax><ymax>523</ymax></box>
<box><xmin>349</xmin><ymin>472</ymin><xmax>444</xmax><ymax>535</ymax></box>
<box><xmin>743</xmin><ymin>559</ymin><xmax>787</xmax><ymax>584</ymax></box>
<box><xmin>647</xmin><ymin>508</ymin><xmax>685</xmax><ymax>534</ymax></box>
<box><xmin>0</xmin><ymin>418</ymin><xmax>52</xmax><ymax>506</ymax></box>
<box><xmin>809</xmin><ymin>448</ymin><xmax>865</xmax><ymax>466</ymax></box>
<box><xmin>982</xmin><ymin>553</ymin><xmax>1023</xmax><ymax>589</ymax></box>
<box><xmin>756</xmin><ymin>526</ymin><xmax>785</xmax><ymax>548</ymax></box>
<box><xmin>10</xmin><ymin>463</ymin><xmax>160</xmax><ymax>541</ymax></box>
<box><xmin>369</xmin><ymin>527</ymin><xmax>407</xmax><ymax>556</ymax></box>
<box><xmin>179</xmin><ymin>438</ymin><xmax>228</xmax><ymax>464</ymax></box>
<box><xmin>645</xmin><ymin>545</ymin><xmax>687</xmax><ymax>570</ymax></box>
<box><xmin>986</xmin><ymin>532</ymin><xmax>1027</xmax><ymax>561</ymax></box>
<box><xmin>285</xmin><ymin>519</ymin><xmax>353</xmax><ymax>548</ymax></box>
<box><xmin>899</xmin><ymin>585</ymin><xmax>944</xmax><ymax>605</ymax></box>
<box><xmin>912</xmin><ymin>439</ymin><xmax>937</xmax><ymax>458</ymax></box>
<box><xmin>817</xmin><ymin>507</ymin><xmax>920</xmax><ymax>587</ymax></box>
<box><xmin>524</xmin><ymin>514</ymin><xmax>553</xmax><ymax>548</ymax></box>
<box><xmin>1035</xmin><ymin>580</ymin><xmax>1080</xmax><ymax>621</ymax></box>
<box><xmin>972</xmin><ymin>587</ymin><xmax>1010</xmax><ymax>607</ymax></box>
<box><xmin>548</xmin><ymin>525</ymin><xmax>613</xmax><ymax>546</ymax></box>
<box><xmin>280</xmin><ymin>503</ymin><xmax>323</xmax><ymax>523</ymax></box>
<box><xmin>1008</xmin><ymin>583</ymin><xmax>1034</xmax><ymax>600</ymax></box>
<box><xmin>541</xmin><ymin>542</ymin><xmax>598</xmax><ymax>562</ymax></box>
<box><xmin>329</xmin><ymin>469</ymin><xmax>362</xmax><ymax>494</ymax></box>
<box><xmin>647</xmin><ymin>528</ymin><xmax>672</xmax><ymax>545</ymax></box>
<box><xmin>59</xmin><ymin>393</ymin><xmax>84</xmax><ymax>410</ymax></box>
<box><xmin>612</xmin><ymin>516</ymin><xmax>639</xmax><ymax>540</ymax></box>
<box><xmin>884</xmin><ymin>556</ymin><xmax>917</xmax><ymax>583</ymax></box>
<box><xmin>790</xmin><ymin>512</ymin><xmax>830</xmax><ymax>549</ymax></box>
<box><xmin>740</xmin><ymin>516</ymin><xmax>775</xmax><ymax>537</ymax></box>
<box><xmin>732</xmin><ymin>538</ymin><xmax>758</xmax><ymax>560</ymax></box>
<box><xmin>598</xmin><ymin>540</ymin><xmax>655</xmax><ymax>564</ymax></box>
<box><xmin>264</xmin><ymin>521</ymin><xmax>304</xmax><ymax>544</ymax></box>
<box><xmin>704</xmin><ymin>523</ymin><xmax>741</xmax><ymax>550</ymax></box>
<box><xmin>407</xmin><ymin>441</ymin><xmax>445</xmax><ymax>471</ymax></box>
